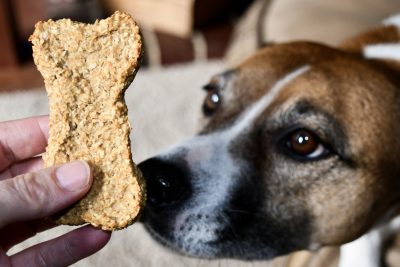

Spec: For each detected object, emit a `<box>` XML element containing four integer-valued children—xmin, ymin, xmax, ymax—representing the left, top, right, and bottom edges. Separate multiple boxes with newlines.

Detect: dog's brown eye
<box><xmin>285</xmin><ymin>129</ymin><xmax>327</xmax><ymax>159</ymax></box>
<box><xmin>202</xmin><ymin>89</ymin><xmax>221</xmax><ymax>117</ymax></box>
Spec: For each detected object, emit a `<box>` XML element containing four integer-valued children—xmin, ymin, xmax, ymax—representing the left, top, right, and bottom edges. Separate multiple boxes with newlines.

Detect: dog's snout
<box><xmin>139</xmin><ymin>158</ymin><xmax>190</xmax><ymax>208</ymax></box>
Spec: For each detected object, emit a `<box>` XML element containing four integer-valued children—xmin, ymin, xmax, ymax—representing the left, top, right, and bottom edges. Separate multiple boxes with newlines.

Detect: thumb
<box><xmin>0</xmin><ymin>160</ymin><xmax>92</xmax><ymax>228</ymax></box>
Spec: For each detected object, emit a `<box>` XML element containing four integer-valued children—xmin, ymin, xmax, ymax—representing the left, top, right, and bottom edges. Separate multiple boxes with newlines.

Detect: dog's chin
<box><xmin>144</xmin><ymin>223</ymin><xmax>280</xmax><ymax>260</ymax></box>
<box><xmin>144</xmin><ymin>224</ymin><xmax>219</xmax><ymax>259</ymax></box>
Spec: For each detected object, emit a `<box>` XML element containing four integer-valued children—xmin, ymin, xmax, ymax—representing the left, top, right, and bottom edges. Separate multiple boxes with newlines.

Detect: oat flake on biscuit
<box><xmin>29</xmin><ymin>11</ymin><xmax>146</xmax><ymax>230</ymax></box>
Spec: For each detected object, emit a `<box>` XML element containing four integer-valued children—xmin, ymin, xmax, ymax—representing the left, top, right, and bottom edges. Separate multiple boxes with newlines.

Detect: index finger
<box><xmin>0</xmin><ymin>116</ymin><xmax>49</xmax><ymax>171</ymax></box>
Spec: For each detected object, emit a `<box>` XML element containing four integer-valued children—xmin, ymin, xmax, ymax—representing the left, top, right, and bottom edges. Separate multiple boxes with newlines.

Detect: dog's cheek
<box><xmin>306</xmin><ymin>169</ymin><xmax>384</xmax><ymax>246</ymax></box>
<box><xmin>216</xmin><ymin>165</ymin><xmax>312</xmax><ymax>258</ymax></box>
<box><xmin>250</xmin><ymin>155</ymin><xmax>334</xmax><ymax>253</ymax></box>
<box><xmin>262</xmin><ymin>185</ymin><xmax>313</xmax><ymax>253</ymax></box>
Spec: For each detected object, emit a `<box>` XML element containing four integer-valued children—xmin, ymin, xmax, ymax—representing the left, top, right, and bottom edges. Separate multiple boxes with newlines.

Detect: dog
<box><xmin>138</xmin><ymin>15</ymin><xmax>400</xmax><ymax>267</ymax></box>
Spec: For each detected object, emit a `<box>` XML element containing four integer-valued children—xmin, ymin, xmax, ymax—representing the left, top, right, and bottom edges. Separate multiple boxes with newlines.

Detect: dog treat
<box><xmin>30</xmin><ymin>11</ymin><xmax>145</xmax><ymax>230</ymax></box>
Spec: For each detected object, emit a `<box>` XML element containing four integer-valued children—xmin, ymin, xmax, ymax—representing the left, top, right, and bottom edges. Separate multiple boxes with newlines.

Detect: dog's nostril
<box><xmin>138</xmin><ymin>158</ymin><xmax>190</xmax><ymax>208</ymax></box>
<box><xmin>149</xmin><ymin>174</ymin><xmax>185</xmax><ymax>206</ymax></box>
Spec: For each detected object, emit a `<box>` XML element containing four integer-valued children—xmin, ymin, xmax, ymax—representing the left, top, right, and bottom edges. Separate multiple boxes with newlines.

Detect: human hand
<box><xmin>0</xmin><ymin>116</ymin><xmax>111</xmax><ymax>266</ymax></box>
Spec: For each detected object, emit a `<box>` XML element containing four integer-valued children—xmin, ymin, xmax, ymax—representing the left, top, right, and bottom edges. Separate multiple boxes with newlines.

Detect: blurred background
<box><xmin>0</xmin><ymin>0</ymin><xmax>254</xmax><ymax>91</ymax></box>
<box><xmin>0</xmin><ymin>0</ymin><xmax>399</xmax><ymax>90</ymax></box>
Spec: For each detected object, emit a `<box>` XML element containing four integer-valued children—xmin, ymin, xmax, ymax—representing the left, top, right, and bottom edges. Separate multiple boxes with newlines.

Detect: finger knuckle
<box><xmin>34</xmin><ymin>247</ymin><xmax>49</xmax><ymax>267</ymax></box>
<box><xmin>11</xmin><ymin>173</ymin><xmax>50</xmax><ymax>215</ymax></box>
<box><xmin>0</xmin><ymin>139</ymin><xmax>16</xmax><ymax>167</ymax></box>
<box><xmin>62</xmin><ymin>237</ymin><xmax>79</xmax><ymax>263</ymax></box>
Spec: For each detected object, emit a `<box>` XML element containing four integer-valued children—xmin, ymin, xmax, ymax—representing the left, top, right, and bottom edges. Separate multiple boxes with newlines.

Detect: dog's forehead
<box><xmin>235</xmin><ymin>42</ymin><xmax>398</xmax><ymax>115</ymax></box>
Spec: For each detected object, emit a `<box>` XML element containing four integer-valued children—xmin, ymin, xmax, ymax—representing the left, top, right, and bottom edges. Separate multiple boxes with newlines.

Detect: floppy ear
<box><xmin>339</xmin><ymin>15</ymin><xmax>400</xmax><ymax>70</ymax></box>
<box><xmin>339</xmin><ymin>15</ymin><xmax>400</xmax><ymax>56</ymax></box>
<box><xmin>339</xmin><ymin>14</ymin><xmax>400</xmax><ymax>86</ymax></box>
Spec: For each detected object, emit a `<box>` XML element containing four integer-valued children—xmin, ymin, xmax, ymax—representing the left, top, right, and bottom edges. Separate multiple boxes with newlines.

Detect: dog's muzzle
<box><xmin>136</xmin><ymin>134</ymin><xmax>307</xmax><ymax>259</ymax></box>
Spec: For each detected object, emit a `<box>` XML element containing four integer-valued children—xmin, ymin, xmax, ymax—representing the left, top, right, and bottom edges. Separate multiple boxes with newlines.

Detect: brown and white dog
<box><xmin>138</xmin><ymin>15</ymin><xmax>400</xmax><ymax>267</ymax></box>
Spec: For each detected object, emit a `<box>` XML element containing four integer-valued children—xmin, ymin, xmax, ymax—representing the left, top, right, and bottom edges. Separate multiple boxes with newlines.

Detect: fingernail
<box><xmin>55</xmin><ymin>161</ymin><xmax>90</xmax><ymax>191</ymax></box>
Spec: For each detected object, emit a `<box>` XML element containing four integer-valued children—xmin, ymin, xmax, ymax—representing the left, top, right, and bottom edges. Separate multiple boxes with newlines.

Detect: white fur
<box><xmin>363</xmin><ymin>43</ymin><xmax>400</xmax><ymax>61</ymax></box>
<box><xmin>383</xmin><ymin>14</ymin><xmax>400</xmax><ymax>28</ymax></box>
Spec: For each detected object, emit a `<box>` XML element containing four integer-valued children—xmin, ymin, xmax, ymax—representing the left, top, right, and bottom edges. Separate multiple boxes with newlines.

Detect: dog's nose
<box><xmin>138</xmin><ymin>158</ymin><xmax>190</xmax><ymax>208</ymax></box>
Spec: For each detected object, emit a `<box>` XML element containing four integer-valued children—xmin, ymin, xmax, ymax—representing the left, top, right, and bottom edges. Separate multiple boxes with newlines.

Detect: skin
<box><xmin>0</xmin><ymin>116</ymin><xmax>111</xmax><ymax>267</ymax></box>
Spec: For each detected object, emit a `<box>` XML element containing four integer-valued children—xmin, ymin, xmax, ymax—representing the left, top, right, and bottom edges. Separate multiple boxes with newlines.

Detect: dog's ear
<box><xmin>339</xmin><ymin>15</ymin><xmax>400</xmax><ymax>66</ymax></box>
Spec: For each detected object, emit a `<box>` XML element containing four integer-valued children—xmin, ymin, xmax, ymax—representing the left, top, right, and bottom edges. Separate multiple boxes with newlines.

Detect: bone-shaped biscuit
<box><xmin>30</xmin><ymin>11</ymin><xmax>145</xmax><ymax>230</ymax></box>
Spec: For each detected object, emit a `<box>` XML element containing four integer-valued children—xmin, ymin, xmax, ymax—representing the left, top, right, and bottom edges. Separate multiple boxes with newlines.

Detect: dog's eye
<box><xmin>202</xmin><ymin>88</ymin><xmax>221</xmax><ymax>117</ymax></box>
<box><xmin>284</xmin><ymin>129</ymin><xmax>329</xmax><ymax>160</ymax></box>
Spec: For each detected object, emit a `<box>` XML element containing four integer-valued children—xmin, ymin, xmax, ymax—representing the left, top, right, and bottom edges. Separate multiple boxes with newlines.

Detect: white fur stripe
<box><xmin>363</xmin><ymin>43</ymin><xmax>400</xmax><ymax>61</ymax></box>
<box><xmin>225</xmin><ymin>65</ymin><xmax>310</xmax><ymax>139</ymax></box>
<box><xmin>383</xmin><ymin>14</ymin><xmax>400</xmax><ymax>27</ymax></box>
